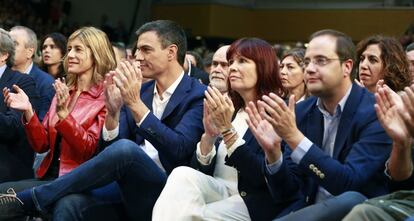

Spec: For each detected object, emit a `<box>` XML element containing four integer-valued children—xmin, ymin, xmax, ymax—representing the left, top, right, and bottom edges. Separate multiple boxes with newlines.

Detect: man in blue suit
<box><xmin>10</xmin><ymin>26</ymin><xmax>54</xmax><ymax>122</ymax></box>
<box><xmin>0</xmin><ymin>28</ymin><xmax>39</xmax><ymax>182</ymax></box>
<box><xmin>252</xmin><ymin>30</ymin><xmax>392</xmax><ymax>221</ymax></box>
<box><xmin>0</xmin><ymin>20</ymin><xmax>205</xmax><ymax>220</ymax></box>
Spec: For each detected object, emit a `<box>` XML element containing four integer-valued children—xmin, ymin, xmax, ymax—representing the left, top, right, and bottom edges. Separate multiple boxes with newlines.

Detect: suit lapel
<box><xmin>161</xmin><ymin>75</ymin><xmax>190</xmax><ymax>120</ymax></box>
<box><xmin>141</xmin><ymin>82</ymin><xmax>155</xmax><ymax>112</ymax></box>
<box><xmin>242</xmin><ymin>129</ymin><xmax>254</xmax><ymax>145</ymax></box>
<box><xmin>333</xmin><ymin>85</ymin><xmax>362</xmax><ymax>159</ymax></box>
<box><xmin>305</xmin><ymin>105</ymin><xmax>324</xmax><ymax>149</ymax></box>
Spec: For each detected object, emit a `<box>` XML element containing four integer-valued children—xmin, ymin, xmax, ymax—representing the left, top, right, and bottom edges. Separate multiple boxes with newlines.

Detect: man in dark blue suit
<box><xmin>0</xmin><ymin>20</ymin><xmax>205</xmax><ymax>221</ymax></box>
<box><xmin>10</xmin><ymin>26</ymin><xmax>54</xmax><ymax>122</ymax></box>
<box><xmin>252</xmin><ymin>30</ymin><xmax>392</xmax><ymax>221</ymax></box>
<box><xmin>0</xmin><ymin>28</ymin><xmax>39</xmax><ymax>182</ymax></box>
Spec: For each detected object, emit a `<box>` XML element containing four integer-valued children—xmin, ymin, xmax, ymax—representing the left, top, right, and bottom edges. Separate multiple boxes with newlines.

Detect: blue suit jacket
<box><xmin>268</xmin><ymin>84</ymin><xmax>392</xmax><ymax>214</ymax></box>
<box><xmin>101</xmin><ymin>74</ymin><xmax>206</xmax><ymax>174</ymax></box>
<box><xmin>190</xmin><ymin>129</ymin><xmax>300</xmax><ymax>221</ymax></box>
<box><xmin>29</xmin><ymin>65</ymin><xmax>54</xmax><ymax>122</ymax></box>
<box><xmin>0</xmin><ymin>67</ymin><xmax>40</xmax><ymax>182</ymax></box>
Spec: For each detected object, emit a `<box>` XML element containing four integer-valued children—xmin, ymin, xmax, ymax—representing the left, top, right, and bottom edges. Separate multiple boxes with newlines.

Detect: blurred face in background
<box><xmin>42</xmin><ymin>37</ymin><xmax>64</xmax><ymax>66</ymax></box>
<box><xmin>358</xmin><ymin>44</ymin><xmax>384</xmax><ymax>92</ymax></box>
<box><xmin>280</xmin><ymin>55</ymin><xmax>305</xmax><ymax>91</ymax></box>
<box><xmin>209</xmin><ymin>45</ymin><xmax>229</xmax><ymax>93</ymax></box>
<box><xmin>10</xmin><ymin>29</ymin><xmax>33</xmax><ymax>69</ymax></box>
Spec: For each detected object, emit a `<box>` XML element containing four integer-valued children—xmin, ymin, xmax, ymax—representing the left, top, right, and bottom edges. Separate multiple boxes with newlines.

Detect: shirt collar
<box><xmin>317</xmin><ymin>84</ymin><xmax>353</xmax><ymax>117</ymax></box>
<box><xmin>0</xmin><ymin>64</ymin><xmax>6</xmax><ymax>79</ymax></box>
<box><xmin>24</xmin><ymin>62</ymin><xmax>34</xmax><ymax>74</ymax></box>
<box><xmin>153</xmin><ymin>71</ymin><xmax>185</xmax><ymax>98</ymax></box>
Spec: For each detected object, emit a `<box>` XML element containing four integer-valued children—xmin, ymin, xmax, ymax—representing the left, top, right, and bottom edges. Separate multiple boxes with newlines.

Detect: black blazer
<box><xmin>0</xmin><ymin>67</ymin><xmax>40</xmax><ymax>182</ymax></box>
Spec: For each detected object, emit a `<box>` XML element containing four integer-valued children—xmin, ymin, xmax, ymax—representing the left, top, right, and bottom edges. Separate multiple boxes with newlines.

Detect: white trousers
<box><xmin>152</xmin><ymin>166</ymin><xmax>251</xmax><ymax>221</ymax></box>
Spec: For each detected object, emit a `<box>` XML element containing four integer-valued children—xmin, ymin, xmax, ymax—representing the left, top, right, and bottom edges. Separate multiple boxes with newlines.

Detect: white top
<box><xmin>196</xmin><ymin>109</ymin><xmax>249</xmax><ymax>194</ymax></box>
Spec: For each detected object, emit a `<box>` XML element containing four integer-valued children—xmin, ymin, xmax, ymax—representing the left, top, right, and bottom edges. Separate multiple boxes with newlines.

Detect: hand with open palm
<box><xmin>246</xmin><ymin>101</ymin><xmax>282</xmax><ymax>164</ymax></box>
<box><xmin>3</xmin><ymin>84</ymin><xmax>34</xmax><ymax>121</ymax></box>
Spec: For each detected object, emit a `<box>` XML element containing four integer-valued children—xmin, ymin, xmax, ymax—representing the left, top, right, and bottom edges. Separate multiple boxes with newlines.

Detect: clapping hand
<box><xmin>54</xmin><ymin>78</ymin><xmax>70</xmax><ymax>120</ymax></box>
<box><xmin>246</xmin><ymin>101</ymin><xmax>282</xmax><ymax>163</ymax></box>
<box><xmin>112</xmin><ymin>60</ymin><xmax>142</xmax><ymax>108</ymax></box>
<box><xmin>104</xmin><ymin>71</ymin><xmax>123</xmax><ymax>118</ymax></box>
<box><xmin>375</xmin><ymin>85</ymin><xmax>409</xmax><ymax>145</ymax></box>
<box><xmin>204</xmin><ymin>86</ymin><xmax>234</xmax><ymax>133</ymax></box>
<box><xmin>3</xmin><ymin>84</ymin><xmax>35</xmax><ymax>121</ymax></box>
<box><xmin>3</xmin><ymin>85</ymin><xmax>31</xmax><ymax>112</ymax></box>
<box><xmin>399</xmin><ymin>85</ymin><xmax>414</xmax><ymax>138</ymax></box>
<box><xmin>258</xmin><ymin>94</ymin><xmax>304</xmax><ymax>150</ymax></box>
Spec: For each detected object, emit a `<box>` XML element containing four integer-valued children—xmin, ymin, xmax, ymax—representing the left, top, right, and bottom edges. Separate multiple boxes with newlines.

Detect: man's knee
<box><xmin>337</xmin><ymin>191</ymin><xmax>367</xmax><ymax>208</ymax></box>
<box><xmin>104</xmin><ymin>139</ymin><xmax>144</xmax><ymax>161</ymax></box>
<box><xmin>167</xmin><ymin>166</ymin><xmax>201</xmax><ymax>185</ymax></box>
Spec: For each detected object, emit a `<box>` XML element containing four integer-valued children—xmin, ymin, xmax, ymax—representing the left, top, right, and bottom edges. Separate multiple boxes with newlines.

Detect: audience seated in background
<box><xmin>112</xmin><ymin>42</ymin><xmax>127</xmax><ymax>66</ymax></box>
<box><xmin>184</xmin><ymin>50</ymin><xmax>209</xmax><ymax>85</ymax></box>
<box><xmin>0</xmin><ymin>20</ymin><xmax>205</xmax><ymax>221</ymax></box>
<box><xmin>203</xmin><ymin>51</ymin><xmax>214</xmax><ymax>74</ymax></box>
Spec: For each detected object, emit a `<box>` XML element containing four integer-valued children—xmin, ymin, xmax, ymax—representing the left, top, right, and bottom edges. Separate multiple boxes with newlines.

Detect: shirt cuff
<box><xmin>196</xmin><ymin>142</ymin><xmax>217</xmax><ymax>165</ymax></box>
<box><xmin>102</xmin><ymin>124</ymin><xmax>119</xmax><ymax>141</ymax></box>
<box><xmin>136</xmin><ymin>110</ymin><xmax>150</xmax><ymax>127</ymax></box>
<box><xmin>291</xmin><ymin>137</ymin><xmax>313</xmax><ymax>164</ymax></box>
<box><xmin>266</xmin><ymin>154</ymin><xmax>284</xmax><ymax>175</ymax></box>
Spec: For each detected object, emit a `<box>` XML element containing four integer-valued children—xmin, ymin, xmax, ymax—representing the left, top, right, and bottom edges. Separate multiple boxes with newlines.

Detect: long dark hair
<box><xmin>40</xmin><ymin>32</ymin><xmax>67</xmax><ymax>79</ymax></box>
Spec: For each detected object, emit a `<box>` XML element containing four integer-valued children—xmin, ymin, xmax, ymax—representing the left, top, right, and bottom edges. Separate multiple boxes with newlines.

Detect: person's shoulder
<box><xmin>8</xmin><ymin>69</ymin><xmax>33</xmax><ymax>82</ymax></box>
<box><xmin>188</xmin><ymin>75</ymin><xmax>207</xmax><ymax>96</ymax></box>
<box><xmin>296</xmin><ymin>96</ymin><xmax>317</xmax><ymax>117</ymax></box>
<box><xmin>31</xmin><ymin>65</ymin><xmax>54</xmax><ymax>83</ymax></box>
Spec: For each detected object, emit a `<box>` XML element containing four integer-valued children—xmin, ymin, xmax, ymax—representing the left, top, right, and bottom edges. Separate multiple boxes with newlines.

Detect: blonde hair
<box><xmin>64</xmin><ymin>27</ymin><xmax>116</xmax><ymax>87</ymax></box>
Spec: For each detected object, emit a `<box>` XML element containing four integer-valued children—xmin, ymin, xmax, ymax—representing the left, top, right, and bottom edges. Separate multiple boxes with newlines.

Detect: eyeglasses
<box><xmin>303</xmin><ymin>57</ymin><xmax>342</xmax><ymax>67</ymax></box>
